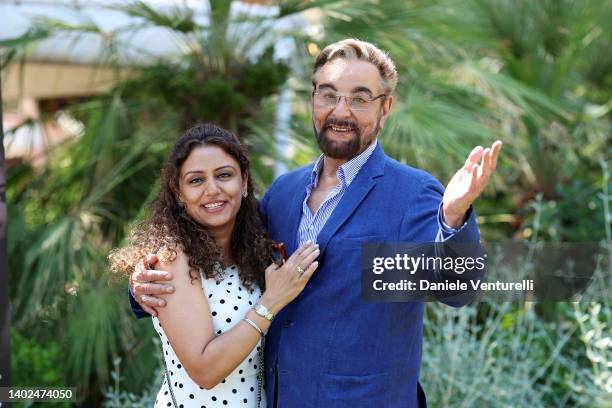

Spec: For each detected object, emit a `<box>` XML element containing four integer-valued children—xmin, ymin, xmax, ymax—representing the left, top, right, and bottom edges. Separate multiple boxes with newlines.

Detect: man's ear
<box><xmin>378</xmin><ymin>95</ymin><xmax>394</xmax><ymax>129</ymax></box>
<box><xmin>380</xmin><ymin>95</ymin><xmax>393</xmax><ymax>129</ymax></box>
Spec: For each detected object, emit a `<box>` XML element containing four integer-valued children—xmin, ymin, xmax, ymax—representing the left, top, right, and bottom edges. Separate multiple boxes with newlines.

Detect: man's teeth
<box><xmin>204</xmin><ymin>202</ymin><xmax>224</xmax><ymax>209</ymax></box>
<box><xmin>330</xmin><ymin>125</ymin><xmax>353</xmax><ymax>132</ymax></box>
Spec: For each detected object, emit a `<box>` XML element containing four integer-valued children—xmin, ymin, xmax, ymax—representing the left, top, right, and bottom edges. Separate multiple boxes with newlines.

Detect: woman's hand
<box><xmin>259</xmin><ymin>241</ymin><xmax>320</xmax><ymax>314</ymax></box>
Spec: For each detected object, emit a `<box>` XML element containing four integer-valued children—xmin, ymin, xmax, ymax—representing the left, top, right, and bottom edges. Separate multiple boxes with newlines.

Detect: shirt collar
<box><xmin>309</xmin><ymin>139</ymin><xmax>378</xmax><ymax>188</ymax></box>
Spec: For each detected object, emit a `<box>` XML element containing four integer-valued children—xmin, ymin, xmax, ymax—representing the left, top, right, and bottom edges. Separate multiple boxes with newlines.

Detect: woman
<box><xmin>109</xmin><ymin>124</ymin><xmax>319</xmax><ymax>407</ymax></box>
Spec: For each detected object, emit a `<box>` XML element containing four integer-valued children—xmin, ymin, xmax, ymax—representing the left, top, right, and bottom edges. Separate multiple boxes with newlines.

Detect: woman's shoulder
<box><xmin>157</xmin><ymin>247</ymin><xmax>200</xmax><ymax>284</ymax></box>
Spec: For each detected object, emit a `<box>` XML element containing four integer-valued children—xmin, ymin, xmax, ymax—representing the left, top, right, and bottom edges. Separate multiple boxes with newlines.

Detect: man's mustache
<box><xmin>324</xmin><ymin>119</ymin><xmax>358</xmax><ymax>131</ymax></box>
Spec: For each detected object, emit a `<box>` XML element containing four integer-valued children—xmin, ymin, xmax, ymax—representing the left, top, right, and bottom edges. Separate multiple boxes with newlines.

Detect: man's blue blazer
<box><xmin>258</xmin><ymin>143</ymin><xmax>481</xmax><ymax>408</ymax></box>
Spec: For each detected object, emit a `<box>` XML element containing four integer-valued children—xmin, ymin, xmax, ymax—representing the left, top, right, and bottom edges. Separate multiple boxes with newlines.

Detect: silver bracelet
<box><xmin>243</xmin><ymin>318</ymin><xmax>264</xmax><ymax>337</ymax></box>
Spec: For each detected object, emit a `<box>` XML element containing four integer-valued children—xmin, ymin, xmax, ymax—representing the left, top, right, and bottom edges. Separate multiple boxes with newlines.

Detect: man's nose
<box><xmin>331</xmin><ymin>96</ymin><xmax>352</xmax><ymax>118</ymax></box>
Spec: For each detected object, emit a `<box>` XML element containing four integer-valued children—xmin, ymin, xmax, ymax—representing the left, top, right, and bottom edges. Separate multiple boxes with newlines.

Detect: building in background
<box><xmin>1</xmin><ymin>0</ymin><xmax>305</xmax><ymax>172</ymax></box>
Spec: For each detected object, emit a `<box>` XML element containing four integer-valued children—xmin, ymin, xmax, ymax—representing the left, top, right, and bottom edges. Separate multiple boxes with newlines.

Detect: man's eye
<box><xmin>322</xmin><ymin>93</ymin><xmax>337</xmax><ymax>100</ymax></box>
<box><xmin>352</xmin><ymin>97</ymin><xmax>368</xmax><ymax>104</ymax></box>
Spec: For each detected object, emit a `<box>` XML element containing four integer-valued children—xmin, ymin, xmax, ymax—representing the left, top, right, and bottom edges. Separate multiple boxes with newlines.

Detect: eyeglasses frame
<box><xmin>312</xmin><ymin>90</ymin><xmax>388</xmax><ymax>112</ymax></box>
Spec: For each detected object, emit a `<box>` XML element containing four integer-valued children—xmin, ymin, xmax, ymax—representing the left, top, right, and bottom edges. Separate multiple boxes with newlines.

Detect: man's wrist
<box><xmin>442</xmin><ymin>207</ymin><xmax>469</xmax><ymax>229</ymax></box>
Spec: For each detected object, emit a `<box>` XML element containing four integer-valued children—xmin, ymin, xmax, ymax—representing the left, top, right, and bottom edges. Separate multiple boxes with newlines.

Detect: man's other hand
<box><xmin>130</xmin><ymin>254</ymin><xmax>175</xmax><ymax>317</ymax></box>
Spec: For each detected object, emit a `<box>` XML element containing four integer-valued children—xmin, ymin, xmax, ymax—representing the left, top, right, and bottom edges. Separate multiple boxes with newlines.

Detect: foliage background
<box><xmin>2</xmin><ymin>0</ymin><xmax>610</xmax><ymax>406</ymax></box>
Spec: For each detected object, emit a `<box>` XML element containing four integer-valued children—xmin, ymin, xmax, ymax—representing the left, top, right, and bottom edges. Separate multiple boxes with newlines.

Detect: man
<box><xmin>130</xmin><ymin>39</ymin><xmax>502</xmax><ymax>407</ymax></box>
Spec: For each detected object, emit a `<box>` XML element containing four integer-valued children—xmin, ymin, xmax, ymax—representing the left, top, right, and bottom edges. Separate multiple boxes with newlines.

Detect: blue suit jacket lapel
<box><xmin>316</xmin><ymin>143</ymin><xmax>386</xmax><ymax>257</ymax></box>
<box><xmin>287</xmin><ymin>167</ymin><xmax>311</xmax><ymax>253</ymax></box>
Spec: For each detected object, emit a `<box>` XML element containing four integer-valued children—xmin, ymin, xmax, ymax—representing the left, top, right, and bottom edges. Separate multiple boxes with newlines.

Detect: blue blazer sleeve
<box><xmin>401</xmin><ymin>178</ymin><xmax>484</xmax><ymax>307</ymax></box>
<box><xmin>128</xmin><ymin>287</ymin><xmax>151</xmax><ymax>319</ymax></box>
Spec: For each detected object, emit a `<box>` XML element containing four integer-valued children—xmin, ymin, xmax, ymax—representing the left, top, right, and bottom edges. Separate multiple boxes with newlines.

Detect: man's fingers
<box><xmin>481</xmin><ymin>147</ymin><xmax>491</xmax><ymax>167</ymax></box>
<box><xmin>145</xmin><ymin>254</ymin><xmax>159</xmax><ymax>269</ymax></box>
<box><xmin>479</xmin><ymin>148</ymin><xmax>491</xmax><ymax>180</ymax></box>
<box><xmin>134</xmin><ymin>268</ymin><xmax>173</xmax><ymax>283</ymax></box>
<box><xmin>465</xmin><ymin>146</ymin><xmax>484</xmax><ymax>167</ymax></box>
<box><xmin>481</xmin><ymin>142</ymin><xmax>502</xmax><ymax>180</ymax></box>
<box><xmin>490</xmin><ymin>141</ymin><xmax>502</xmax><ymax>170</ymax></box>
<box><xmin>133</xmin><ymin>282</ymin><xmax>174</xmax><ymax>296</ymax></box>
<box><xmin>140</xmin><ymin>303</ymin><xmax>159</xmax><ymax>317</ymax></box>
<box><xmin>472</xmin><ymin>141</ymin><xmax>503</xmax><ymax>196</ymax></box>
<box><xmin>135</xmin><ymin>260</ymin><xmax>145</xmax><ymax>274</ymax></box>
<box><xmin>140</xmin><ymin>294</ymin><xmax>166</xmax><ymax>308</ymax></box>
<box><xmin>145</xmin><ymin>269</ymin><xmax>173</xmax><ymax>282</ymax></box>
<box><xmin>469</xmin><ymin>162</ymin><xmax>479</xmax><ymax>191</ymax></box>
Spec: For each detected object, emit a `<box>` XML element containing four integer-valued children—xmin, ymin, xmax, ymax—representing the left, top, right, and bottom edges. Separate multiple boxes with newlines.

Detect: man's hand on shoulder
<box><xmin>131</xmin><ymin>253</ymin><xmax>175</xmax><ymax>317</ymax></box>
<box><xmin>442</xmin><ymin>141</ymin><xmax>503</xmax><ymax>228</ymax></box>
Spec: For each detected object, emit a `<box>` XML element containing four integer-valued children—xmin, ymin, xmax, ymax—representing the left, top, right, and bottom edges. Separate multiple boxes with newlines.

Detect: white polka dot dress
<box><xmin>152</xmin><ymin>265</ymin><xmax>266</xmax><ymax>408</ymax></box>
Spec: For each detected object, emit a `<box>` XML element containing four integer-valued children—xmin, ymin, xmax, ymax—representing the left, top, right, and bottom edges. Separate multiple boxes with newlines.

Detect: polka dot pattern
<box><xmin>153</xmin><ymin>265</ymin><xmax>265</xmax><ymax>407</ymax></box>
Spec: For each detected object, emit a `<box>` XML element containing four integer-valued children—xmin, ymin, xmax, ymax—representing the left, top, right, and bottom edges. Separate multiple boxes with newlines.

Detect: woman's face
<box><xmin>177</xmin><ymin>144</ymin><xmax>247</xmax><ymax>239</ymax></box>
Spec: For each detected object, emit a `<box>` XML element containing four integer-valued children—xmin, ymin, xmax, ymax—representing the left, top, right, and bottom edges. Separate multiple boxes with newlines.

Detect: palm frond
<box><xmin>114</xmin><ymin>0</ymin><xmax>198</xmax><ymax>33</ymax></box>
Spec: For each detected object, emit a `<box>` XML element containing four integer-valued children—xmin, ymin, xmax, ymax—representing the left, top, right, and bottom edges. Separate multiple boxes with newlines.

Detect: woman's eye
<box><xmin>217</xmin><ymin>173</ymin><xmax>232</xmax><ymax>179</ymax></box>
<box><xmin>189</xmin><ymin>178</ymin><xmax>203</xmax><ymax>184</ymax></box>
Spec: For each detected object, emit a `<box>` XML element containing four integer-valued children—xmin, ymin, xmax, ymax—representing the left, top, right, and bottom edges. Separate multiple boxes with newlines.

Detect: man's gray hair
<box><xmin>312</xmin><ymin>38</ymin><xmax>398</xmax><ymax>95</ymax></box>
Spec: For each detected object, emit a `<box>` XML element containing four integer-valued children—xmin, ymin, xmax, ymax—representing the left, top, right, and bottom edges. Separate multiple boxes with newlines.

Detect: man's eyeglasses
<box><xmin>313</xmin><ymin>90</ymin><xmax>387</xmax><ymax>111</ymax></box>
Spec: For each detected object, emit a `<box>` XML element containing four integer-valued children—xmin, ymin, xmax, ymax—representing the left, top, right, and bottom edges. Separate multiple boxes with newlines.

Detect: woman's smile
<box><xmin>201</xmin><ymin>200</ymin><xmax>228</xmax><ymax>212</ymax></box>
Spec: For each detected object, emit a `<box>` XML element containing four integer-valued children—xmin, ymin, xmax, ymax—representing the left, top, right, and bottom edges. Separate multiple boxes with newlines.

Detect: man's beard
<box><xmin>314</xmin><ymin>117</ymin><xmax>381</xmax><ymax>160</ymax></box>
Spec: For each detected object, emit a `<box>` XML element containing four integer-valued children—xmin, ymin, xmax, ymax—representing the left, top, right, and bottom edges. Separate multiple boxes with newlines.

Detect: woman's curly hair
<box><xmin>109</xmin><ymin>123</ymin><xmax>273</xmax><ymax>291</ymax></box>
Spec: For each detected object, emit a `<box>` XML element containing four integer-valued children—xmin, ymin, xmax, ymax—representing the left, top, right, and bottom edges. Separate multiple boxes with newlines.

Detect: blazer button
<box><xmin>282</xmin><ymin>319</ymin><xmax>293</xmax><ymax>327</ymax></box>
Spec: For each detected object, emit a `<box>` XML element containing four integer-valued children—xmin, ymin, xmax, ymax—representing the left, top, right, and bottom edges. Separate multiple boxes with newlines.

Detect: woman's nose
<box><xmin>205</xmin><ymin>180</ymin><xmax>221</xmax><ymax>195</ymax></box>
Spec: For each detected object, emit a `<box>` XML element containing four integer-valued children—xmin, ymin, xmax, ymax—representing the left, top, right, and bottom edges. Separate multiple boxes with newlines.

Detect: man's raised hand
<box><xmin>442</xmin><ymin>141</ymin><xmax>503</xmax><ymax>228</ymax></box>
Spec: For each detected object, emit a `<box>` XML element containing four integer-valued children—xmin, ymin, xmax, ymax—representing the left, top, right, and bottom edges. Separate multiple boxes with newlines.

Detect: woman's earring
<box><xmin>242</xmin><ymin>190</ymin><xmax>248</xmax><ymax>198</ymax></box>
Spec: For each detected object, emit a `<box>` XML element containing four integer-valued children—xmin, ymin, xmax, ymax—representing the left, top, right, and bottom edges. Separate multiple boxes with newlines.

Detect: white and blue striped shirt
<box><xmin>297</xmin><ymin>140</ymin><xmax>378</xmax><ymax>246</ymax></box>
<box><xmin>296</xmin><ymin>140</ymin><xmax>462</xmax><ymax>246</ymax></box>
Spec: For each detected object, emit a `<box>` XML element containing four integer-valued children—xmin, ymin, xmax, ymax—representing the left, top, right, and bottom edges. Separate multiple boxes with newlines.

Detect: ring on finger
<box><xmin>296</xmin><ymin>265</ymin><xmax>305</xmax><ymax>275</ymax></box>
